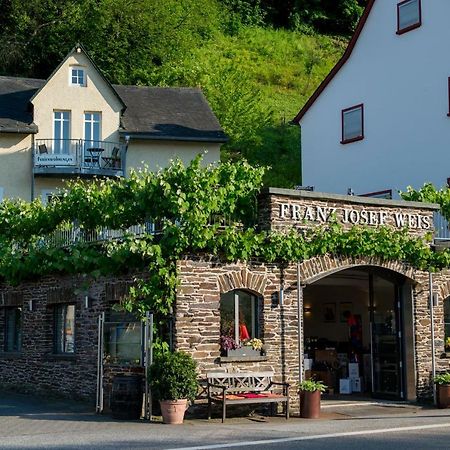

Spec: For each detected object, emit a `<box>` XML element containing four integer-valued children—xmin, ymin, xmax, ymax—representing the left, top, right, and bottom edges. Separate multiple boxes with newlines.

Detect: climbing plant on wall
<box><xmin>0</xmin><ymin>156</ymin><xmax>449</xmax><ymax>317</ymax></box>
<box><xmin>401</xmin><ymin>183</ymin><xmax>450</xmax><ymax>221</ymax></box>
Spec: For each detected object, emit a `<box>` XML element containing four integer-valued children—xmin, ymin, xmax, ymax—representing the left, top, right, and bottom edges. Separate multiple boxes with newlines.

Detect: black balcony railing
<box><xmin>33</xmin><ymin>139</ymin><xmax>126</xmax><ymax>176</ymax></box>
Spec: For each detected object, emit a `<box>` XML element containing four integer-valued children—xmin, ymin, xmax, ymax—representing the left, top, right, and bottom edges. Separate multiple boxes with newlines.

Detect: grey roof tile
<box><xmin>0</xmin><ymin>76</ymin><xmax>43</xmax><ymax>133</ymax></box>
<box><xmin>0</xmin><ymin>76</ymin><xmax>227</xmax><ymax>142</ymax></box>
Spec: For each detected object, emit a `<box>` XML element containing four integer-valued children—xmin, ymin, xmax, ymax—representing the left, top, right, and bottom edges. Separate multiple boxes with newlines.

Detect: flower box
<box><xmin>226</xmin><ymin>347</ymin><xmax>261</xmax><ymax>357</ymax></box>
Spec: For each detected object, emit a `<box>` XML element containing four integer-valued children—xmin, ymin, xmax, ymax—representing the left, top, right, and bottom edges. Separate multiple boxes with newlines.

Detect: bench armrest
<box><xmin>268</xmin><ymin>381</ymin><xmax>290</xmax><ymax>396</ymax></box>
<box><xmin>207</xmin><ymin>382</ymin><xmax>227</xmax><ymax>397</ymax></box>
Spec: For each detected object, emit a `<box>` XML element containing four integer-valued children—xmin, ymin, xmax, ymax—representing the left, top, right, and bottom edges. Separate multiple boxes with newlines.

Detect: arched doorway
<box><xmin>303</xmin><ymin>266</ymin><xmax>415</xmax><ymax>400</ymax></box>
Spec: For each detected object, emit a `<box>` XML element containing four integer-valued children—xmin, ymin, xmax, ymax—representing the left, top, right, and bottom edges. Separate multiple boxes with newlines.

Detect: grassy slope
<box><xmin>191</xmin><ymin>27</ymin><xmax>347</xmax><ymax>187</ymax></box>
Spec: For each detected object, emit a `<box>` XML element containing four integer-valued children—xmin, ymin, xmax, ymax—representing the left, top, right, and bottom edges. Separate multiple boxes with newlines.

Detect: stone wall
<box><xmin>175</xmin><ymin>253</ymin><xmax>450</xmax><ymax>408</ymax></box>
<box><xmin>0</xmin><ymin>274</ymin><xmax>142</xmax><ymax>405</ymax></box>
<box><xmin>175</xmin><ymin>257</ymin><xmax>301</xmax><ymax>413</ymax></box>
<box><xmin>258</xmin><ymin>189</ymin><xmax>438</xmax><ymax>238</ymax></box>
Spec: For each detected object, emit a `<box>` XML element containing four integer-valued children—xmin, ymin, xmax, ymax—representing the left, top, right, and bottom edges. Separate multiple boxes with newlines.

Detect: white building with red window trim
<box><xmin>293</xmin><ymin>0</ymin><xmax>450</xmax><ymax>198</ymax></box>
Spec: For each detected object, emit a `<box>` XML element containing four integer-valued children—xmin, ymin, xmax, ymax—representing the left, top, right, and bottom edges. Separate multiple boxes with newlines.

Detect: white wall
<box><xmin>300</xmin><ymin>0</ymin><xmax>450</xmax><ymax>196</ymax></box>
<box><xmin>126</xmin><ymin>140</ymin><xmax>221</xmax><ymax>175</ymax></box>
<box><xmin>32</xmin><ymin>51</ymin><xmax>123</xmax><ymax>144</ymax></box>
<box><xmin>0</xmin><ymin>134</ymin><xmax>33</xmax><ymax>200</ymax></box>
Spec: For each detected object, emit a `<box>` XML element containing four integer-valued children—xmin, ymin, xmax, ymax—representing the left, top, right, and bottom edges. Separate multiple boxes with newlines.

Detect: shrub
<box><xmin>148</xmin><ymin>351</ymin><xmax>199</xmax><ymax>401</ymax></box>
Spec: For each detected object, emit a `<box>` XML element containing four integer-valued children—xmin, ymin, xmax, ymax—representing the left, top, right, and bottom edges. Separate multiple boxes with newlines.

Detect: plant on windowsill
<box><xmin>434</xmin><ymin>373</ymin><xmax>450</xmax><ymax>409</ymax></box>
<box><xmin>297</xmin><ymin>379</ymin><xmax>327</xmax><ymax>419</ymax></box>
<box><xmin>148</xmin><ymin>351</ymin><xmax>199</xmax><ymax>424</ymax></box>
<box><xmin>220</xmin><ymin>335</ymin><xmax>263</xmax><ymax>357</ymax></box>
<box><xmin>445</xmin><ymin>338</ymin><xmax>450</xmax><ymax>353</ymax></box>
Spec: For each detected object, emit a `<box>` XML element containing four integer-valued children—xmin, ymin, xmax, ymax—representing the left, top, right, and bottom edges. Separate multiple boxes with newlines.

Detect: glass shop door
<box><xmin>370</xmin><ymin>274</ymin><xmax>404</xmax><ymax>399</ymax></box>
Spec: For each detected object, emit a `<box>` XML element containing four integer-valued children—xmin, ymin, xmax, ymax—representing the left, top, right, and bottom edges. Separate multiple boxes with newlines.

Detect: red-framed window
<box><xmin>360</xmin><ymin>189</ymin><xmax>393</xmax><ymax>200</ymax></box>
<box><xmin>447</xmin><ymin>78</ymin><xmax>450</xmax><ymax>117</ymax></box>
<box><xmin>341</xmin><ymin>104</ymin><xmax>364</xmax><ymax>145</ymax></box>
<box><xmin>397</xmin><ymin>0</ymin><xmax>421</xmax><ymax>35</ymax></box>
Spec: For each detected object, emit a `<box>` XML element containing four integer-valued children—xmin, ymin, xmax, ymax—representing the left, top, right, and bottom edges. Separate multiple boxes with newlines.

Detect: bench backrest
<box><xmin>207</xmin><ymin>371</ymin><xmax>274</xmax><ymax>393</ymax></box>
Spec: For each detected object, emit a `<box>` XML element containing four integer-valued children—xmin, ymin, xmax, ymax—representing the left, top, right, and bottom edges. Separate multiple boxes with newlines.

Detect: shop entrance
<box><xmin>303</xmin><ymin>267</ymin><xmax>415</xmax><ymax>400</ymax></box>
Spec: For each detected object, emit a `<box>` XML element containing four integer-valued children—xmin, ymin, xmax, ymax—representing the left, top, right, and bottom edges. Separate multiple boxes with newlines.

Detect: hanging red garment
<box><xmin>239</xmin><ymin>323</ymin><xmax>250</xmax><ymax>341</ymax></box>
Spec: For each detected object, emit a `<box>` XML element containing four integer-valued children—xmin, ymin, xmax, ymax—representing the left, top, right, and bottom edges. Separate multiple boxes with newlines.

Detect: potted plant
<box><xmin>148</xmin><ymin>351</ymin><xmax>199</xmax><ymax>424</ymax></box>
<box><xmin>298</xmin><ymin>379</ymin><xmax>327</xmax><ymax>419</ymax></box>
<box><xmin>434</xmin><ymin>373</ymin><xmax>450</xmax><ymax>408</ymax></box>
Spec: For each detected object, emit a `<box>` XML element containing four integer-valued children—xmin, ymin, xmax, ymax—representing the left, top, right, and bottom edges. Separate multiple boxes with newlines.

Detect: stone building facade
<box><xmin>1</xmin><ymin>188</ymin><xmax>450</xmax><ymax>414</ymax></box>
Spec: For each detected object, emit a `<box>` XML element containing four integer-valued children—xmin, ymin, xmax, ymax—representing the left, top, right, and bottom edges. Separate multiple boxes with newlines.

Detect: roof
<box><xmin>0</xmin><ymin>76</ymin><xmax>42</xmax><ymax>133</ymax></box>
<box><xmin>292</xmin><ymin>0</ymin><xmax>376</xmax><ymax>124</ymax></box>
<box><xmin>114</xmin><ymin>85</ymin><xmax>228</xmax><ymax>142</ymax></box>
<box><xmin>0</xmin><ymin>78</ymin><xmax>227</xmax><ymax>142</ymax></box>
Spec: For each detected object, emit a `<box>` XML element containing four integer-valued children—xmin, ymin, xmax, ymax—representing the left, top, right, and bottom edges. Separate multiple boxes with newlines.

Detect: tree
<box><xmin>291</xmin><ymin>0</ymin><xmax>366</xmax><ymax>35</ymax></box>
<box><xmin>0</xmin><ymin>0</ymin><xmax>221</xmax><ymax>81</ymax></box>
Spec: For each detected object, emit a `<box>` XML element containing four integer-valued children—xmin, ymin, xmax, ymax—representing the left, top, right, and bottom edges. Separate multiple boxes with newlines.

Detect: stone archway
<box><xmin>217</xmin><ymin>268</ymin><xmax>267</xmax><ymax>296</ymax></box>
<box><xmin>299</xmin><ymin>255</ymin><xmax>425</xmax><ymax>401</ymax></box>
<box><xmin>299</xmin><ymin>255</ymin><xmax>418</xmax><ymax>285</ymax></box>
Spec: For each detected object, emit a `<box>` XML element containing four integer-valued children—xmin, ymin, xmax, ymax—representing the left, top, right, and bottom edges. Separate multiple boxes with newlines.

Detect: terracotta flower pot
<box><xmin>300</xmin><ymin>390</ymin><xmax>321</xmax><ymax>419</ymax></box>
<box><xmin>160</xmin><ymin>399</ymin><xmax>188</xmax><ymax>424</ymax></box>
<box><xmin>436</xmin><ymin>384</ymin><xmax>450</xmax><ymax>409</ymax></box>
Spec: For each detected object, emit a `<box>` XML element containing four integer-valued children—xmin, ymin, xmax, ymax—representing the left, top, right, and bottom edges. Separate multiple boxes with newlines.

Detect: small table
<box><xmin>85</xmin><ymin>147</ymin><xmax>104</xmax><ymax>168</ymax></box>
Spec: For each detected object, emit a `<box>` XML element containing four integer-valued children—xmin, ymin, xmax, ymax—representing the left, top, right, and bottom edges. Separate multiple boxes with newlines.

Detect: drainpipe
<box><xmin>297</xmin><ymin>262</ymin><xmax>303</xmax><ymax>385</ymax></box>
<box><xmin>31</xmin><ymin>134</ymin><xmax>35</xmax><ymax>201</ymax></box>
<box><xmin>429</xmin><ymin>271</ymin><xmax>436</xmax><ymax>405</ymax></box>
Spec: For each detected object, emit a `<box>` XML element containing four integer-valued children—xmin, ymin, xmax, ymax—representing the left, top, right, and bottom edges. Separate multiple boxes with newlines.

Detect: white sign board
<box><xmin>35</xmin><ymin>154</ymin><xmax>76</xmax><ymax>166</ymax></box>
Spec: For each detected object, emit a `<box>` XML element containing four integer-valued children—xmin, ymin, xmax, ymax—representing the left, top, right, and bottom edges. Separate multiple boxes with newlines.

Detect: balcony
<box><xmin>33</xmin><ymin>139</ymin><xmax>126</xmax><ymax>178</ymax></box>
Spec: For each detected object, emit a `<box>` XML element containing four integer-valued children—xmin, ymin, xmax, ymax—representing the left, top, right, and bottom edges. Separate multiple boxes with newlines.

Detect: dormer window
<box><xmin>70</xmin><ymin>67</ymin><xmax>85</xmax><ymax>86</ymax></box>
<box><xmin>397</xmin><ymin>0</ymin><xmax>421</xmax><ymax>35</ymax></box>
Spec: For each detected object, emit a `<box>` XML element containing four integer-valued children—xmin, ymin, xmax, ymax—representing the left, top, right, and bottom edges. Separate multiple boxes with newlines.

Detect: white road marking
<box><xmin>321</xmin><ymin>401</ymin><xmax>408</xmax><ymax>408</ymax></box>
<box><xmin>167</xmin><ymin>422</ymin><xmax>450</xmax><ymax>450</ymax></box>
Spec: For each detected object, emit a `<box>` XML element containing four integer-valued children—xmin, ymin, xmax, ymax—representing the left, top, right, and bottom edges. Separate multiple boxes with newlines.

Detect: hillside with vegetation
<box><xmin>0</xmin><ymin>0</ymin><xmax>365</xmax><ymax>187</ymax></box>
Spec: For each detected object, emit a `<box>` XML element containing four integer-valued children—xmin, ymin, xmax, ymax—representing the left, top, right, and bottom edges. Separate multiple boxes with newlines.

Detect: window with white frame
<box><xmin>4</xmin><ymin>306</ymin><xmax>22</xmax><ymax>353</ymax></box>
<box><xmin>397</xmin><ymin>0</ymin><xmax>421</xmax><ymax>35</ymax></box>
<box><xmin>53</xmin><ymin>304</ymin><xmax>75</xmax><ymax>354</ymax></box>
<box><xmin>220</xmin><ymin>290</ymin><xmax>260</xmax><ymax>351</ymax></box>
<box><xmin>53</xmin><ymin>111</ymin><xmax>71</xmax><ymax>154</ymax></box>
<box><xmin>70</xmin><ymin>67</ymin><xmax>85</xmax><ymax>86</ymax></box>
<box><xmin>341</xmin><ymin>104</ymin><xmax>364</xmax><ymax>144</ymax></box>
<box><xmin>84</xmin><ymin>112</ymin><xmax>101</xmax><ymax>147</ymax></box>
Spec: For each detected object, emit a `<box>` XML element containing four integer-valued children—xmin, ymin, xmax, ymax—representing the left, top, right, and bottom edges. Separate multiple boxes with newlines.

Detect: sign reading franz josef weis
<box><xmin>279</xmin><ymin>203</ymin><xmax>432</xmax><ymax>230</ymax></box>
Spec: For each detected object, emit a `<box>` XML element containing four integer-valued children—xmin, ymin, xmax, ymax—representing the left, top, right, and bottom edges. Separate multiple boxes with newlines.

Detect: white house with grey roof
<box><xmin>0</xmin><ymin>44</ymin><xmax>227</xmax><ymax>202</ymax></box>
<box><xmin>293</xmin><ymin>0</ymin><xmax>450</xmax><ymax>198</ymax></box>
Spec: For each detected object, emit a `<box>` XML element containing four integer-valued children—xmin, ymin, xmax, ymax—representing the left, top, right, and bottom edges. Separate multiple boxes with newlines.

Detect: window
<box><xmin>445</xmin><ymin>299</ymin><xmax>450</xmax><ymax>351</ymax></box>
<box><xmin>70</xmin><ymin>67</ymin><xmax>85</xmax><ymax>86</ymax></box>
<box><xmin>447</xmin><ymin>78</ymin><xmax>450</xmax><ymax>117</ymax></box>
<box><xmin>4</xmin><ymin>307</ymin><xmax>22</xmax><ymax>352</ymax></box>
<box><xmin>360</xmin><ymin>189</ymin><xmax>393</xmax><ymax>200</ymax></box>
<box><xmin>41</xmin><ymin>190</ymin><xmax>63</xmax><ymax>205</ymax></box>
<box><xmin>104</xmin><ymin>310</ymin><xmax>142</xmax><ymax>364</ymax></box>
<box><xmin>341</xmin><ymin>104</ymin><xmax>364</xmax><ymax>144</ymax></box>
<box><xmin>53</xmin><ymin>111</ymin><xmax>71</xmax><ymax>154</ymax></box>
<box><xmin>397</xmin><ymin>0</ymin><xmax>421</xmax><ymax>35</ymax></box>
<box><xmin>220</xmin><ymin>290</ymin><xmax>260</xmax><ymax>348</ymax></box>
<box><xmin>54</xmin><ymin>304</ymin><xmax>75</xmax><ymax>354</ymax></box>
<box><xmin>84</xmin><ymin>112</ymin><xmax>101</xmax><ymax>147</ymax></box>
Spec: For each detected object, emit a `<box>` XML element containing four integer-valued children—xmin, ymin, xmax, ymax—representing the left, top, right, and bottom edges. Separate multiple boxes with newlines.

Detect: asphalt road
<box><xmin>2</xmin><ymin>392</ymin><xmax>450</xmax><ymax>449</ymax></box>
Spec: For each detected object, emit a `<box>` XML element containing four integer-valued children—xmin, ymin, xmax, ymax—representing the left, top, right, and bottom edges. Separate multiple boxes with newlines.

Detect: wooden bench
<box><xmin>206</xmin><ymin>371</ymin><xmax>290</xmax><ymax>422</ymax></box>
